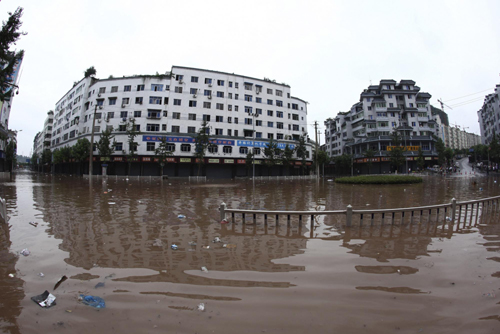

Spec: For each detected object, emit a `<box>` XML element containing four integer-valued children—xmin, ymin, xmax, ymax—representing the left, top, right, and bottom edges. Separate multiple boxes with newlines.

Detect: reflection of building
<box><xmin>324</xmin><ymin>80</ymin><xmax>440</xmax><ymax>173</ymax></box>
<box><xmin>478</xmin><ymin>84</ymin><xmax>500</xmax><ymax>145</ymax></box>
<box><xmin>37</xmin><ymin>66</ymin><xmax>312</xmax><ymax>177</ymax></box>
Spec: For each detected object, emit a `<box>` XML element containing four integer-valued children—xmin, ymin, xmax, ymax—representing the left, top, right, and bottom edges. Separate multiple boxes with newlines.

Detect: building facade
<box><xmin>44</xmin><ymin>66</ymin><xmax>312</xmax><ymax>177</ymax></box>
<box><xmin>324</xmin><ymin>80</ymin><xmax>440</xmax><ymax>173</ymax></box>
<box><xmin>478</xmin><ymin>84</ymin><xmax>500</xmax><ymax>145</ymax></box>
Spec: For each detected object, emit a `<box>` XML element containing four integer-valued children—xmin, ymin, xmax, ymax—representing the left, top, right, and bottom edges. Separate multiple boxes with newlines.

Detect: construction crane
<box><xmin>438</xmin><ymin>98</ymin><xmax>453</xmax><ymax>111</ymax></box>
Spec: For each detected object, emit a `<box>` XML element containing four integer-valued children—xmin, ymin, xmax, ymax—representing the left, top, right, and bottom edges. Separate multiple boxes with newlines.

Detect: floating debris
<box><xmin>29</xmin><ymin>222</ymin><xmax>38</xmax><ymax>227</ymax></box>
<box><xmin>152</xmin><ymin>239</ymin><xmax>163</xmax><ymax>247</ymax></box>
<box><xmin>197</xmin><ymin>303</ymin><xmax>205</xmax><ymax>311</ymax></box>
<box><xmin>446</xmin><ymin>217</ymin><xmax>452</xmax><ymax>222</ymax></box>
<box><xmin>213</xmin><ymin>237</ymin><xmax>221</xmax><ymax>243</ymax></box>
<box><xmin>20</xmin><ymin>249</ymin><xmax>30</xmax><ymax>256</ymax></box>
<box><xmin>178</xmin><ymin>214</ymin><xmax>186</xmax><ymax>219</ymax></box>
<box><xmin>201</xmin><ymin>266</ymin><xmax>208</xmax><ymax>273</ymax></box>
<box><xmin>54</xmin><ymin>276</ymin><xmax>68</xmax><ymax>290</ymax></box>
<box><xmin>31</xmin><ymin>290</ymin><xmax>56</xmax><ymax>308</ymax></box>
<box><xmin>220</xmin><ymin>219</ymin><xmax>229</xmax><ymax>224</ymax></box>
<box><xmin>8</xmin><ymin>273</ymin><xmax>14</xmax><ymax>278</ymax></box>
<box><xmin>188</xmin><ymin>241</ymin><xmax>197</xmax><ymax>246</ymax></box>
<box><xmin>79</xmin><ymin>294</ymin><xmax>106</xmax><ymax>308</ymax></box>
<box><xmin>94</xmin><ymin>282</ymin><xmax>105</xmax><ymax>289</ymax></box>
<box><xmin>171</xmin><ymin>244</ymin><xmax>178</xmax><ymax>250</ymax></box>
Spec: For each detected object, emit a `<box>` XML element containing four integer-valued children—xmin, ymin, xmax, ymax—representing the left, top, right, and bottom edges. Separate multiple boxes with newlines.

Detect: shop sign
<box><xmin>224</xmin><ymin>159</ymin><xmax>235</xmax><ymax>164</ymax></box>
<box><xmin>208</xmin><ymin>159</ymin><xmax>219</xmax><ymax>163</ymax></box>
<box><xmin>113</xmin><ymin>157</ymin><xmax>123</xmax><ymax>161</ymax></box>
<box><xmin>236</xmin><ymin>159</ymin><xmax>246</xmax><ymax>164</ymax></box>
<box><xmin>180</xmin><ymin>158</ymin><xmax>191</xmax><ymax>163</ymax></box>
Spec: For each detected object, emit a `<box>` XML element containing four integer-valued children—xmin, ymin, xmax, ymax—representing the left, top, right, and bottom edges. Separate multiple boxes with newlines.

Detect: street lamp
<box><xmin>249</xmin><ymin>111</ymin><xmax>259</xmax><ymax>184</ymax></box>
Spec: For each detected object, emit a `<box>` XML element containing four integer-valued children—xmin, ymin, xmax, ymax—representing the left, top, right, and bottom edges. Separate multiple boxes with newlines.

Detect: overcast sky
<box><xmin>4</xmin><ymin>0</ymin><xmax>500</xmax><ymax>156</ymax></box>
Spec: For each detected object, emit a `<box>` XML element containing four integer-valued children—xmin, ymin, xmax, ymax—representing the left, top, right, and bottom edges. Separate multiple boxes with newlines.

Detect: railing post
<box><xmin>451</xmin><ymin>198</ymin><xmax>456</xmax><ymax>222</ymax></box>
<box><xmin>346</xmin><ymin>204</ymin><xmax>352</xmax><ymax>227</ymax></box>
<box><xmin>219</xmin><ymin>202</ymin><xmax>226</xmax><ymax>222</ymax></box>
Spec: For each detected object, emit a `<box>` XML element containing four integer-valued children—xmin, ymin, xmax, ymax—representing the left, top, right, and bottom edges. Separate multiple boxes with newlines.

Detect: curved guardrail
<box><xmin>219</xmin><ymin>195</ymin><xmax>500</xmax><ymax>227</ymax></box>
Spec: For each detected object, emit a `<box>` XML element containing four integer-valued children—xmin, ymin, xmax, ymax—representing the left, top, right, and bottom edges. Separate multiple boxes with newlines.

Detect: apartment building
<box><xmin>46</xmin><ymin>66</ymin><xmax>311</xmax><ymax>177</ymax></box>
<box><xmin>478</xmin><ymin>84</ymin><xmax>500</xmax><ymax>145</ymax></box>
<box><xmin>324</xmin><ymin>80</ymin><xmax>439</xmax><ymax>173</ymax></box>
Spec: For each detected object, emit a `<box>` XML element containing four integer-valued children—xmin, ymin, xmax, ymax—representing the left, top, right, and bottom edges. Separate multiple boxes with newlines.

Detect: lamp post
<box><xmin>88</xmin><ymin>103</ymin><xmax>99</xmax><ymax>179</ymax></box>
<box><xmin>249</xmin><ymin>111</ymin><xmax>259</xmax><ymax>185</ymax></box>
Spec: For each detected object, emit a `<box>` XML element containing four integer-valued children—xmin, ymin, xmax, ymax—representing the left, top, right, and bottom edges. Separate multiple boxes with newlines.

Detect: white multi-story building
<box><xmin>46</xmin><ymin>66</ymin><xmax>311</xmax><ymax>177</ymax></box>
<box><xmin>33</xmin><ymin>111</ymin><xmax>54</xmax><ymax>157</ymax></box>
<box><xmin>478</xmin><ymin>84</ymin><xmax>500</xmax><ymax>145</ymax></box>
<box><xmin>324</xmin><ymin>79</ymin><xmax>440</xmax><ymax>173</ymax></box>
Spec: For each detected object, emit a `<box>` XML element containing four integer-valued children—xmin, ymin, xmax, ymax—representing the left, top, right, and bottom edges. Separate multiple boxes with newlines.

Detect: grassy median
<box><xmin>335</xmin><ymin>175</ymin><xmax>423</xmax><ymax>184</ymax></box>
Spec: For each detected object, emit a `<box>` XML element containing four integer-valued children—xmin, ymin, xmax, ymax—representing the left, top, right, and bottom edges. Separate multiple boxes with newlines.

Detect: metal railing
<box><xmin>219</xmin><ymin>195</ymin><xmax>500</xmax><ymax>227</ymax></box>
<box><xmin>0</xmin><ymin>197</ymin><xmax>7</xmax><ymax>223</ymax></box>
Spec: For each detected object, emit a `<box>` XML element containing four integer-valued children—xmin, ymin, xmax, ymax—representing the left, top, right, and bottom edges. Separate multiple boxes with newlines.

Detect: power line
<box><xmin>448</xmin><ymin>96</ymin><xmax>485</xmax><ymax>108</ymax></box>
<box><xmin>444</xmin><ymin>88</ymin><xmax>493</xmax><ymax>102</ymax></box>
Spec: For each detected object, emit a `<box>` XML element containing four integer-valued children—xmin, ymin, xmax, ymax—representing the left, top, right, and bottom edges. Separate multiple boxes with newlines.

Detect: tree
<box><xmin>155</xmin><ymin>137</ymin><xmax>173</xmax><ymax>177</ymax></box>
<box><xmin>126</xmin><ymin>119</ymin><xmax>140</xmax><ymax>175</ymax></box>
<box><xmin>193</xmin><ymin>120</ymin><xmax>213</xmax><ymax>176</ymax></box>
<box><xmin>363</xmin><ymin>149</ymin><xmax>376</xmax><ymax>174</ymax></box>
<box><xmin>5</xmin><ymin>139</ymin><xmax>16</xmax><ymax>171</ymax></box>
<box><xmin>389</xmin><ymin>130</ymin><xmax>405</xmax><ymax>173</ymax></box>
<box><xmin>489</xmin><ymin>133</ymin><xmax>500</xmax><ymax>164</ymax></box>
<box><xmin>84</xmin><ymin>66</ymin><xmax>96</xmax><ymax>78</ymax></box>
<box><xmin>52</xmin><ymin>146</ymin><xmax>72</xmax><ymax>164</ymax></box>
<box><xmin>0</xmin><ymin>7</ymin><xmax>26</xmax><ymax>102</ymax></box>
<box><xmin>295</xmin><ymin>135</ymin><xmax>308</xmax><ymax>175</ymax></box>
<box><xmin>435</xmin><ymin>138</ymin><xmax>446</xmax><ymax>166</ymax></box>
<box><xmin>41</xmin><ymin>149</ymin><xmax>51</xmax><ymax>165</ymax></box>
<box><xmin>97</xmin><ymin>127</ymin><xmax>115</xmax><ymax>162</ymax></box>
<box><xmin>444</xmin><ymin>148</ymin><xmax>454</xmax><ymax>166</ymax></box>
<box><xmin>263</xmin><ymin>138</ymin><xmax>281</xmax><ymax>174</ymax></box>
<box><xmin>281</xmin><ymin>144</ymin><xmax>295</xmax><ymax>175</ymax></box>
<box><xmin>334</xmin><ymin>154</ymin><xmax>352</xmax><ymax>175</ymax></box>
<box><xmin>72</xmin><ymin>138</ymin><xmax>90</xmax><ymax>175</ymax></box>
<box><xmin>416</xmin><ymin>147</ymin><xmax>425</xmax><ymax>171</ymax></box>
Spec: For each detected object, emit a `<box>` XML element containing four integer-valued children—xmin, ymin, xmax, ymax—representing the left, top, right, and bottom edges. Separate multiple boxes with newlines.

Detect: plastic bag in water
<box><xmin>79</xmin><ymin>294</ymin><xmax>106</xmax><ymax>308</ymax></box>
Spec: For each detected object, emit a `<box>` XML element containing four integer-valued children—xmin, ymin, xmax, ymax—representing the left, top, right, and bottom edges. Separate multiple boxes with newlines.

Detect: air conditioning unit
<box><xmin>193</xmin><ymin>94</ymin><xmax>197</xmax><ymax>98</ymax></box>
<box><xmin>129</xmin><ymin>117</ymin><xmax>134</xmax><ymax>122</ymax></box>
<box><xmin>208</xmin><ymin>95</ymin><xmax>212</xmax><ymax>100</ymax></box>
<box><xmin>179</xmin><ymin>79</ymin><xmax>184</xmax><ymax>84</ymax></box>
<box><xmin>208</xmin><ymin>83</ymin><xmax>212</xmax><ymax>87</ymax></box>
<box><xmin>98</xmin><ymin>93</ymin><xmax>101</xmax><ymax>97</ymax></box>
<box><xmin>98</xmin><ymin>119</ymin><xmax>101</xmax><ymax>123</ymax></box>
<box><xmin>256</xmin><ymin>90</ymin><xmax>260</xmax><ymax>94</ymax></box>
<box><xmin>122</xmin><ymin>117</ymin><xmax>127</xmax><ymax>122</ymax></box>
<box><xmin>121</xmin><ymin>104</ymin><xmax>126</xmax><ymax>108</ymax></box>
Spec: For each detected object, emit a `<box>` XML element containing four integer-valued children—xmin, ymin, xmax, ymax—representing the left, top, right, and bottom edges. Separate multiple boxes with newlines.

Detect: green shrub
<box><xmin>335</xmin><ymin>175</ymin><xmax>423</xmax><ymax>184</ymax></box>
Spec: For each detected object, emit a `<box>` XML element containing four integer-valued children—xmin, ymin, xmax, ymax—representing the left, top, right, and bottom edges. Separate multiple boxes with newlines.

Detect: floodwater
<box><xmin>1</xmin><ymin>169</ymin><xmax>499</xmax><ymax>334</ymax></box>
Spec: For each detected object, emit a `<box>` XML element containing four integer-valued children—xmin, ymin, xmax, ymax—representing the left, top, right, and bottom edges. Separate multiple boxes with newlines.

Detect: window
<box><xmin>235</xmin><ymin>106</ymin><xmax>239</xmax><ymax>112</ymax></box>
<box><xmin>162</xmin><ymin>124</ymin><xmax>166</xmax><ymax>131</ymax></box>
<box><xmin>134</xmin><ymin>110</ymin><xmax>142</xmax><ymax>118</ymax></box>
<box><xmin>189</xmin><ymin>101</ymin><xmax>197</xmax><ymax>107</ymax></box>
<box><xmin>217</xmin><ymin>80</ymin><xmax>224</xmax><ymax>86</ymax></box>
<box><xmin>227</xmin><ymin>117</ymin><xmax>232</xmax><ymax>123</ymax></box>
<box><xmin>412</xmin><ymin>122</ymin><xmax>416</xmax><ymax>126</ymax></box>
<box><xmin>267</xmin><ymin>99</ymin><xmax>273</xmax><ymax>105</ymax></box>
<box><xmin>235</xmin><ymin>83</ymin><xmax>239</xmax><ymax>89</ymax></box>
<box><xmin>256</xmin><ymin>97</ymin><xmax>262</xmax><ymax>103</ymax></box>
<box><xmin>166</xmin><ymin>143</ymin><xmax>175</xmax><ymax>152</ymax></box>
<box><xmin>109</xmin><ymin>98</ymin><xmax>117</xmax><ymax>105</ymax></box>
<box><xmin>234</xmin><ymin>117</ymin><xmax>238</xmax><ymax>124</ymax></box>
<box><xmin>191</xmin><ymin>76</ymin><xmax>198</xmax><ymax>83</ymax></box>
<box><xmin>229</xmin><ymin>81</ymin><xmax>233</xmax><ymax>87</ymax></box>
<box><xmin>205</xmin><ymin>78</ymin><xmax>212</xmax><ymax>84</ymax></box>
<box><xmin>267</xmin><ymin>110</ymin><xmax>273</xmax><ymax>116</ymax></box>
<box><xmin>268</xmin><ymin>121</ymin><xmax>274</xmax><ymax>127</ymax></box>
<box><xmin>122</xmin><ymin>97</ymin><xmax>129</xmax><ymax>105</ymax></box>
<box><xmin>150</xmin><ymin>96</ymin><xmax>162</xmax><ymax>104</ymax></box>
<box><xmin>190</xmin><ymin>88</ymin><xmax>198</xmax><ymax>95</ymax></box>
<box><xmin>216</xmin><ymin>116</ymin><xmax>223</xmax><ymax>122</ymax></box>
<box><xmin>276</xmin><ymin>90</ymin><xmax>282</xmax><ymax>96</ymax></box>
<box><xmin>135</xmin><ymin>97</ymin><xmax>143</xmax><ymax>104</ymax></box>
<box><xmin>267</xmin><ymin>88</ymin><xmax>272</xmax><ymax>94</ymax></box>
<box><xmin>164</xmin><ymin>97</ymin><xmax>169</xmax><ymax>105</ymax></box>
<box><xmin>245</xmin><ymin>118</ymin><xmax>252</xmax><ymax>125</ymax></box>
<box><xmin>208</xmin><ymin>145</ymin><xmax>218</xmax><ymax>153</ymax></box>
<box><xmin>172</xmin><ymin>125</ymin><xmax>180</xmax><ymax>133</ymax></box>
<box><xmin>228</xmin><ymin>105</ymin><xmax>232</xmax><ymax>111</ymax></box>
<box><xmin>188</xmin><ymin>113</ymin><xmax>196</xmax><ymax>121</ymax></box>
<box><xmin>227</xmin><ymin>129</ymin><xmax>232</xmax><ymax>136</ymax></box>
<box><xmin>203</xmin><ymin>102</ymin><xmax>211</xmax><ymax>109</ymax></box>
<box><xmin>163</xmin><ymin>111</ymin><xmax>168</xmax><ymax>117</ymax></box>
<box><xmin>151</xmin><ymin>84</ymin><xmax>163</xmax><ymax>91</ymax></box>
<box><xmin>228</xmin><ymin>93</ymin><xmax>233</xmax><ymax>99</ymax></box>
<box><xmin>256</xmin><ymin>120</ymin><xmax>262</xmax><ymax>126</ymax></box>
<box><xmin>147</xmin><ymin>142</ymin><xmax>155</xmax><ymax>151</ymax></box>
<box><xmin>409</xmin><ymin>103</ymin><xmax>414</xmax><ymax>107</ymax></box>
<box><xmin>216</xmin><ymin>103</ymin><xmax>224</xmax><ymax>110</ymax></box>
<box><xmin>203</xmin><ymin>114</ymin><xmax>211</xmax><ymax>122</ymax></box>
<box><xmin>256</xmin><ymin>86</ymin><xmax>262</xmax><ymax>93</ymax></box>
<box><xmin>276</xmin><ymin>100</ymin><xmax>283</xmax><ymax>107</ymax></box>
<box><xmin>256</xmin><ymin>132</ymin><xmax>262</xmax><ymax>138</ymax></box>
<box><xmin>235</xmin><ymin>94</ymin><xmax>239</xmax><ymax>100</ymax></box>
<box><xmin>245</xmin><ymin>106</ymin><xmax>252</xmax><ymax>113</ymax></box>
<box><xmin>175</xmin><ymin>86</ymin><xmax>183</xmax><ymax>93</ymax></box>
<box><xmin>137</xmin><ymin>85</ymin><xmax>144</xmax><ymax>91</ymax></box>
<box><xmin>97</xmin><ymin>99</ymin><xmax>104</xmax><ymax>106</ymax></box>
<box><xmin>147</xmin><ymin>124</ymin><xmax>160</xmax><ymax>131</ymax></box>
<box><xmin>244</xmin><ymin>83</ymin><xmax>252</xmax><ymax>90</ymax></box>
<box><xmin>172</xmin><ymin>112</ymin><xmax>180</xmax><ymax>119</ymax></box>
<box><xmin>268</xmin><ymin>133</ymin><xmax>274</xmax><ymax>139</ymax></box>
<box><xmin>277</xmin><ymin>133</ymin><xmax>283</xmax><ymax>140</ymax></box>
<box><xmin>277</xmin><ymin>111</ymin><xmax>283</xmax><ymax>118</ymax></box>
<box><xmin>204</xmin><ymin>90</ymin><xmax>211</xmax><ymax>96</ymax></box>
<box><xmin>256</xmin><ymin>108</ymin><xmax>262</xmax><ymax>115</ymax></box>
<box><xmin>245</xmin><ymin>95</ymin><xmax>252</xmax><ymax>102</ymax></box>
<box><xmin>217</xmin><ymin>91</ymin><xmax>224</xmax><ymax>98</ymax></box>
<box><xmin>391</xmin><ymin>122</ymin><xmax>397</xmax><ymax>127</ymax></box>
<box><xmin>107</xmin><ymin>112</ymin><xmax>114</xmax><ymax>119</ymax></box>
<box><xmin>188</xmin><ymin>126</ymin><xmax>196</xmax><ymax>133</ymax></box>
<box><xmin>181</xmin><ymin>144</ymin><xmax>191</xmax><ymax>152</ymax></box>
<box><xmin>99</xmin><ymin>87</ymin><xmax>106</xmax><ymax>94</ymax></box>
<box><xmin>115</xmin><ymin>142</ymin><xmax>123</xmax><ymax>151</ymax></box>
<box><xmin>111</xmin><ymin>86</ymin><xmax>118</xmax><ymax>93</ymax></box>
<box><xmin>389</xmin><ymin>103</ymin><xmax>394</xmax><ymax>107</ymax></box>
<box><xmin>216</xmin><ymin>128</ymin><xmax>223</xmax><ymax>135</ymax></box>
<box><xmin>277</xmin><ymin>122</ymin><xmax>284</xmax><ymax>129</ymax></box>
<box><xmin>240</xmin><ymin>147</ymin><xmax>248</xmax><ymax>154</ymax></box>
<box><xmin>408</xmin><ymin>94</ymin><xmax>413</xmax><ymax>99</ymax></box>
<box><xmin>173</xmin><ymin>99</ymin><xmax>181</xmax><ymax>106</ymax></box>
<box><xmin>124</xmin><ymin>85</ymin><xmax>131</xmax><ymax>92</ymax></box>
<box><xmin>223</xmin><ymin>146</ymin><xmax>232</xmax><ymax>154</ymax></box>
<box><xmin>147</xmin><ymin>110</ymin><xmax>161</xmax><ymax>119</ymax></box>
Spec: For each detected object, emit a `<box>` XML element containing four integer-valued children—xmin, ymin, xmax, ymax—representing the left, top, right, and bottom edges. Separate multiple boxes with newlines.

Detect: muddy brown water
<box><xmin>1</xmin><ymin>171</ymin><xmax>499</xmax><ymax>333</ymax></box>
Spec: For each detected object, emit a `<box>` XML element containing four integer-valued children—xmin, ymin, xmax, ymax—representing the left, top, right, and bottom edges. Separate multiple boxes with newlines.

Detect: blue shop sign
<box><xmin>236</xmin><ymin>140</ymin><xmax>295</xmax><ymax>150</ymax></box>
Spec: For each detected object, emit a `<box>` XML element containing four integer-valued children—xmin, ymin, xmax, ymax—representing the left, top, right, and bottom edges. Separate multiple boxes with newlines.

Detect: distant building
<box><xmin>478</xmin><ymin>84</ymin><xmax>500</xmax><ymax>145</ymax></box>
<box><xmin>33</xmin><ymin>111</ymin><xmax>54</xmax><ymax>157</ymax></box>
<box><xmin>37</xmin><ymin>66</ymin><xmax>312</xmax><ymax>177</ymax></box>
<box><xmin>324</xmin><ymin>79</ymin><xmax>440</xmax><ymax>173</ymax></box>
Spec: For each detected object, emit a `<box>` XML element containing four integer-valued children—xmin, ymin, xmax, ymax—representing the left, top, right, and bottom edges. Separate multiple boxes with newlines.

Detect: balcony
<box><xmin>147</xmin><ymin>114</ymin><xmax>162</xmax><ymax>120</ymax></box>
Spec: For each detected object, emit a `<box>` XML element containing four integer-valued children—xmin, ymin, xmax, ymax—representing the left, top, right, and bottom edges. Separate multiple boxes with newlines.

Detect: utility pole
<box><xmin>314</xmin><ymin>121</ymin><xmax>319</xmax><ymax>178</ymax></box>
<box><xmin>88</xmin><ymin>103</ymin><xmax>98</xmax><ymax>179</ymax></box>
